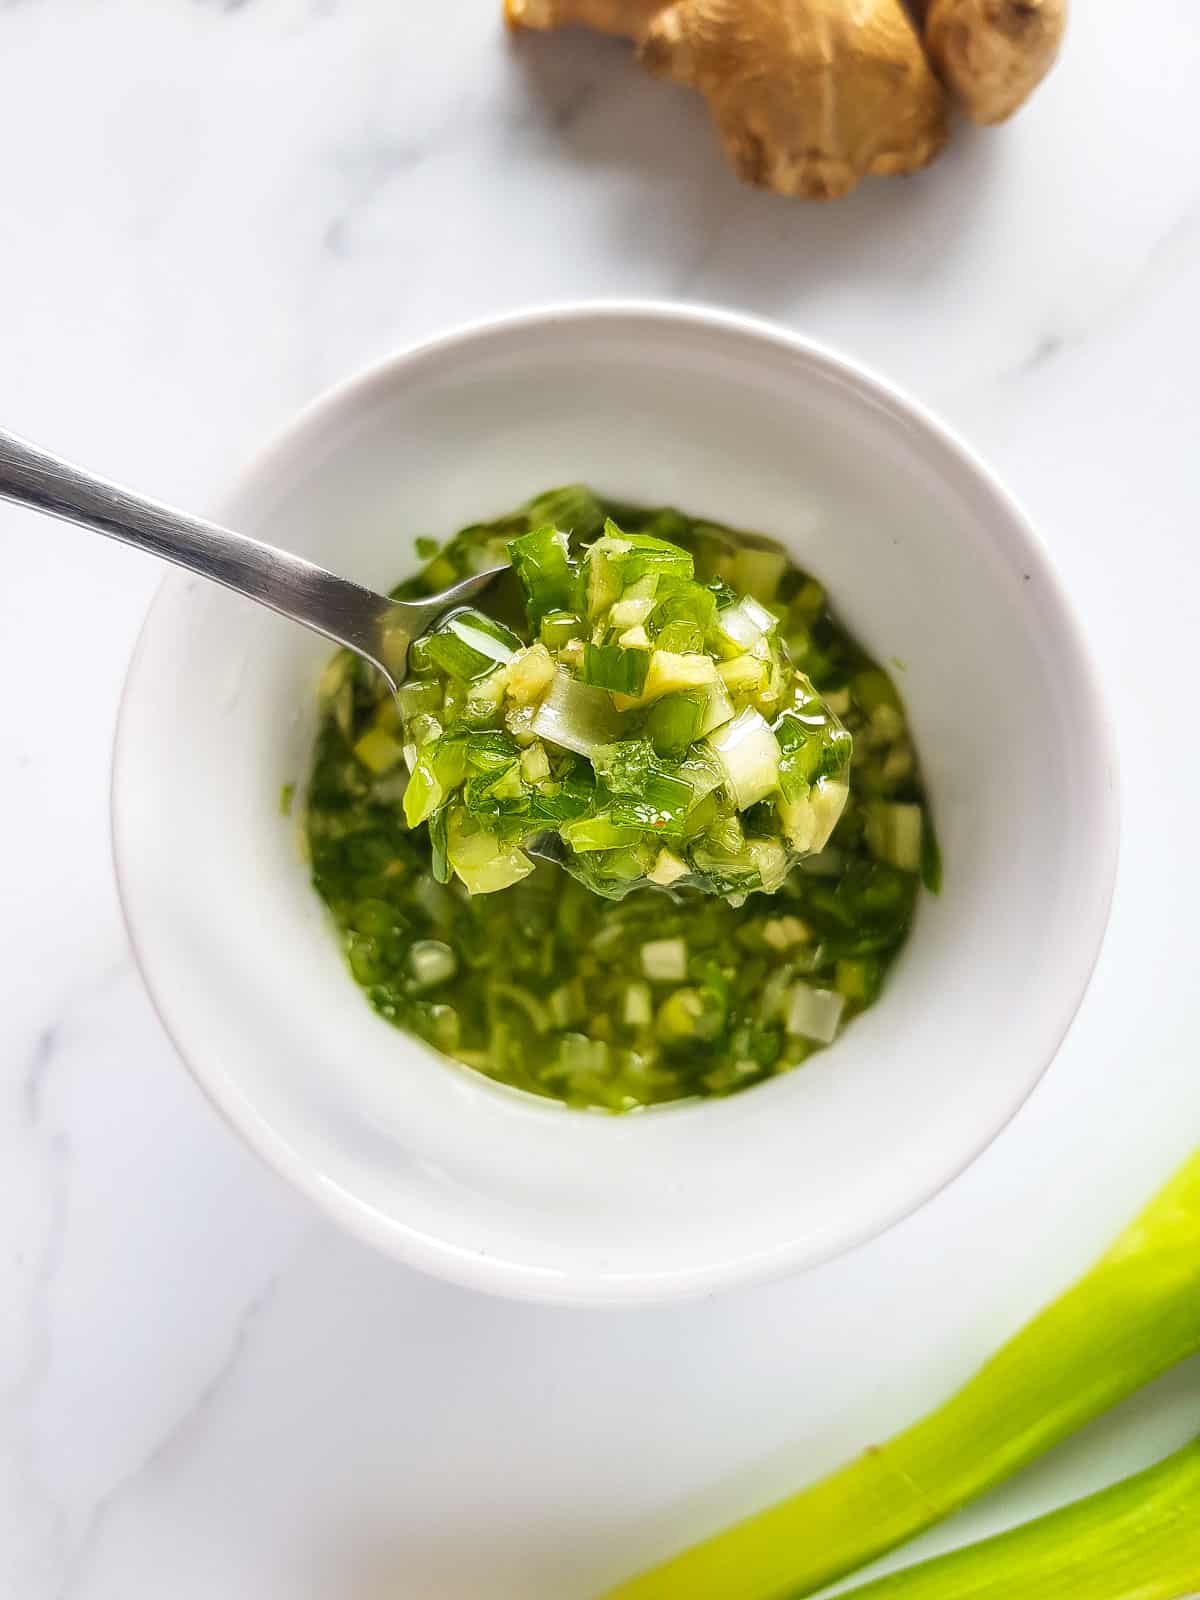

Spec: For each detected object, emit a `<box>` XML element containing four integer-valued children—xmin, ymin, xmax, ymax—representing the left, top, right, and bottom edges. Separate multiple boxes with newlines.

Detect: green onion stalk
<box><xmin>606</xmin><ymin>1148</ymin><xmax>1200</xmax><ymax>1600</ymax></box>
<box><xmin>835</xmin><ymin>1436</ymin><xmax>1200</xmax><ymax>1599</ymax></box>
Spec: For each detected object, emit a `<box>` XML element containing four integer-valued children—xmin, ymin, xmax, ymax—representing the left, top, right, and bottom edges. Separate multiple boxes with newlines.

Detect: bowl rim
<box><xmin>111</xmin><ymin>299</ymin><xmax>1120</xmax><ymax>1303</ymax></box>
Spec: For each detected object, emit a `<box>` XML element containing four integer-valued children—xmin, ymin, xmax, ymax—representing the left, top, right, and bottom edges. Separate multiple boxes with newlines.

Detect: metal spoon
<box><xmin>0</xmin><ymin>426</ymin><xmax>508</xmax><ymax>692</ymax></box>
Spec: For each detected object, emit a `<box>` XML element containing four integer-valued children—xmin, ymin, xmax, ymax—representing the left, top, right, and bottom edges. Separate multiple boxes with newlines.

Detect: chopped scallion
<box><xmin>784</xmin><ymin>982</ymin><xmax>845</xmax><ymax>1042</ymax></box>
<box><xmin>532</xmin><ymin>670</ymin><xmax>624</xmax><ymax>756</ymax></box>
<box><xmin>706</xmin><ymin>708</ymin><xmax>781</xmax><ymax>810</ymax></box>
<box><xmin>582</xmin><ymin>641</ymin><xmax>651</xmax><ymax>696</ymax></box>
<box><xmin>641</xmin><ymin>937</ymin><xmax>688</xmax><ymax>982</ymax></box>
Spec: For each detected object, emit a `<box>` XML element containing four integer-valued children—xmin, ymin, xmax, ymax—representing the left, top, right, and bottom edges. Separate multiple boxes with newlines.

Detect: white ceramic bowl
<box><xmin>113</xmin><ymin>304</ymin><xmax>1118</xmax><ymax>1305</ymax></box>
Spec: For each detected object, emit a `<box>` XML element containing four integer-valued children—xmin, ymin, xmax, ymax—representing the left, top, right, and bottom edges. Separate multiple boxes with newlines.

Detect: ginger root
<box><xmin>924</xmin><ymin>0</ymin><xmax>1067</xmax><ymax>125</ymax></box>
<box><xmin>505</xmin><ymin>0</ymin><xmax>665</xmax><ymax>35</ymax></box>
<box><xmin>506</xmin><ymin>0</ymin><xmax>1066</xmax><ymax>197</ymax></box>
<box><xmin>507</xmin><ymin>0</ymin><xmax>947</xmax><ymax>200</ymax></box>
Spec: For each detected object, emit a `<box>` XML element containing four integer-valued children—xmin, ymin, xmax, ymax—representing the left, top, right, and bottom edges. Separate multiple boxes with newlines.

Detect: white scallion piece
<box><xmin>407</xmin><ymin>940</ymin><xmax>458</xmax><ymax>991</ymax></box>
<box><xmin>648</xmin><ymin>848</ymin><xmax>689</xmax><ymax>887</ymax></box>
<box><xmin>761</xmin><ymin>915</ymin><xmax>812</xmax><ymax>951</ymax></box>
<box><xmin>785</xmin><ymin>983</ymin><xmax>846</xmax><ymax>1044</ymax></box>
<box><xmin>609</xmin><ymin>596</ymin><xmax>655</xmax><ymax>629</ymax></box>
<box><xmin>678</xmin><ymin>748</ymin><xmax>724</xmax><ymax>807</ymax></box>
<box><xmin>446</xmin><ymin>614</ymin><xmax>516</xmax><ymax>666</ymax></box>
<box><xmin>732</xmin><ymin>546</ymin><xmax>788</xmax><ymax>603</ymax></box>
<box><xmin>865</xmin><ymin>800</ymin><xmax>924</xmax><ymax>873</ymax></box>
<box><xmin>706</xmin><ymin>707</ymin><xmax>781</xmax><ymax>810</ymax></box>
<box><xmin>641</xmin><ymin>938</ymin><xmax>688</xmax><ymax>983</ymax></box>
<box><xmin>717</xmin><ymin>595</ymin><xmax>779</xmax><ymax>654</ymax></box>
<box><xmin>531</xmin><ymin>669</ymin><xmax>623</xmax><ymax>756</ymax></box>
<box><xmin>779</xmin><ymin>776</ymin><xmax>850</xmax><ymax>855</ymax></box>
<box><xmin>697</xmin><ymin>678</ymin><xmax>735</xmax><ymax>736</ymax></box>
<box><xmin>623</xmin><ymin>981</ymin><xmax>653</xmax><ymax>1026</ymax></box>
<box><xmin>746</xmin><ymin>838</ymin><xmax>789</xmax><ymax>893</ymax></box>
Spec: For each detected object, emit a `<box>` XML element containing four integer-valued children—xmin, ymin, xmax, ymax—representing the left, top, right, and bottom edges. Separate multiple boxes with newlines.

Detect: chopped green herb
<box><xmin>388</xmin><ymin>515</ymin><xmax>863</xmax><ymax>905</ymax></box>
<box><xmin>582</xmin><ymin>641</ymin><xmax>651</xmax><ymax>697</ymax></box>
<box><xmin>509</xmin><ymin>524</ymin><xmax>574</xmax><ymax>630</ymax></box>
<box><xmin>304</xmin><ymin>488</ymin><xmax>936</xmax><ymax>1109</ymax></box>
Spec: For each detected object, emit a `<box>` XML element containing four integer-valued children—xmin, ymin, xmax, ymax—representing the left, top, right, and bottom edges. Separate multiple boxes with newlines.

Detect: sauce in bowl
<box><xmin>304</xmin><ymin>487</ymin><xmax>936</xmax><ymax>1110</ymax></box>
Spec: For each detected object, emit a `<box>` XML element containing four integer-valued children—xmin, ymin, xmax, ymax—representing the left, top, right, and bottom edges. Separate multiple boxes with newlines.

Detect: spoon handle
<box><xmin>0</xmin><ymin>425</ymin><xmax>395</xmax><ymax>666</ymax></box>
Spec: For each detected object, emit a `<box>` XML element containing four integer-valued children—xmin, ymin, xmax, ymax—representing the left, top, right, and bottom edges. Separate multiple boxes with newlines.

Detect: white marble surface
<box><xmin>2</xmin><ymin>2</ymin><xmax>1199</xmax><ymax>1595</ymax></box>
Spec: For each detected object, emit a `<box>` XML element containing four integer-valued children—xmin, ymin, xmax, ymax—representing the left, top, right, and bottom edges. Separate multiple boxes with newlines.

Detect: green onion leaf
<box><xmin>775</xmin><ymin>706</ymin><xmax>853</xmax><ymax>800</ymax></box>
<box><xmin>444</xmin><ymin>807</ymin><xmax>533</xmax><ymax>893</ymax></box>
<box><xmin>560</xmin><ymin>814</ymin><xmax>646</xmax><ymax>853</ymax></box>
<box><xmin>539</xmin><ymin>609</ymin><xmax>585</xmax><ymax>650</ymax></box>
<box><xmin>610</xmin><ymin>769</ymin><xmax>693</xmax><ymax>839</ymax></box>
<box><xmin>427</xmin><ymin>808</ymin><xmax>450</xmax><ymax>883</ymax></box>
<box><xmin>609</xmin><ymin>525</ymin><xmax>695</xmax><ymax>585</ymax></box>
<box><xmin>424</xmin><ymin>608</ymin><xmax>520</xmax><ymax>680</ymax></box>
<box><xmin>836</xmin><ymin>1439</ymin><xmax>1200</xmax><ymax>1600</ymax></box>
<box><xmin>395</xmin><ymin>679</ymin><xmax>442</xmax><ymax>721</ymax></box>
<box><xmin>402</xmin><ymin>732</ymin><xmax>470</xmax><ymax>827</ymax></box>
<box><xmin>509</xmin><ymin>523</ymin><xmax>574</xmax><ymax>629</ymax></box>
<box><xmin>865</xmin><ymin>800</ymin><xmax>924</xmax><ymax>873</ymax></box>
<box><xmin>526</xmin><ymin>772</ymin><xmax>595</xmax><ymax>824</ymax></box>
<box><xmin>657</xmin><ymin>985</ymin><xmax>725</xmax><ymax>1043</ymax></box>
<box><xmin>731</xmin><ymin>545</ymin><xmax>787</xmax><ymax>603</ymax></box>
<box><xmin>652</xmin><ymin>619</ymin><xmax>706</xmax><ymax>654</ymax></box>
<box><xmin>590</xmin><ymin>740</ymin><xmax>657</xmax><ymax>795</ymax></box>
<box><xmin>853</xmin><ymin>666</ymin><xmax>903</xmax><ymax>716</ymax></box>
<box><xmin>648</xmin><ymin>579</ymin><xmax>717</xmax><ymax>648</ymax></box>
<box><xmin>604</xmin><ymin>1149</ymin><xmax>1200</xmax><ymax>1600</ymax></box>
<box><xmin>921</xmin><ymin>814</ymin><xmax>943</xmax><ymax>894</ymax></box>
<box><xmin>523</xmin><ymin>484</ymin><xmax>605</xmax><ymax>540</ymax></box>
<box><xmin>353</xmin><ymin>726</ymin><xmax>406</xmax><ymax>775</ymax></box>
<box><xmin>583</xmin><ymin>641</ymin><xmax>651</xmax><ymax>696</ymax></box>
<box><xmin>643</xmin><ymin>691</ymin><xmax>706</xmax><ymax>756</ymax></box>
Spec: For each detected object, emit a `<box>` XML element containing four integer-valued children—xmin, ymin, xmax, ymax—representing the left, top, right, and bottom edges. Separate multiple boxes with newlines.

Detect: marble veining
<box><xmin>1</xmin><ymin>1</ymin><xmax>1199</xmax><ymax>1596</ymax></box>
<box><xmin>57</xmin><ymin>1272</ymin><xmax>284</xmax><ymax>1600</ymax></box>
